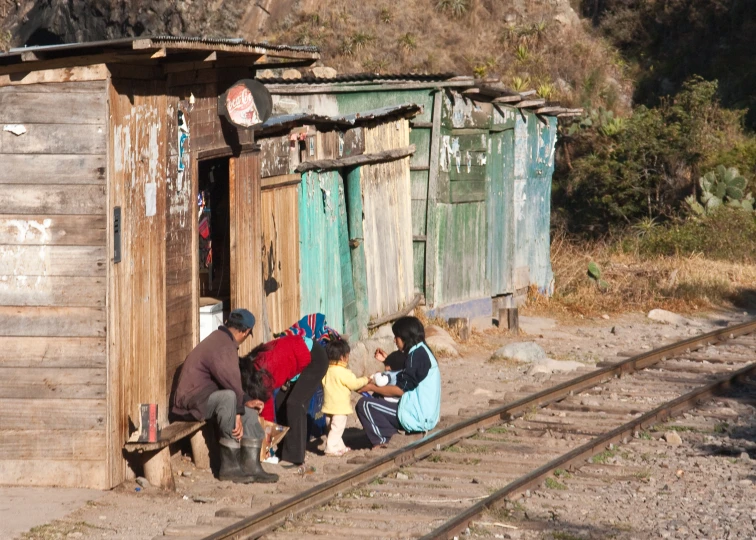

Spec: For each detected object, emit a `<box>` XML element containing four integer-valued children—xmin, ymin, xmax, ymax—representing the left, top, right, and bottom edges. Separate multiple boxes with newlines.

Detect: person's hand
<box><xmin>374</xmin><ymin>348</ymin><xmax>387</xmax><ymax>363</ymax></box>
<box><xmin>358</xmin><ymin>383</ymin><xmax>378</xmax><ymax>394</ymax></box>
<box><xmin>245</xmin><ymin>399</ymin><xmax>265</xmax><ymax>413</ymax></box>
<box><xmin>232</xmin><ymin>414</ymin><xmax>243</xmax><ymax>440</ymax></box>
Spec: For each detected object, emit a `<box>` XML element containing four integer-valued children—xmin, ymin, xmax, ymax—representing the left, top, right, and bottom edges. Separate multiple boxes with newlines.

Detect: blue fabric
<box><xmin>276</xmin><ymin>313</ymin><xmax>339</xmax><ymax>346</ymax></box>
<box><xmin>397</xmin><ymin>343</ymin><xmax>441</xmax><ymax>433</ymax></box>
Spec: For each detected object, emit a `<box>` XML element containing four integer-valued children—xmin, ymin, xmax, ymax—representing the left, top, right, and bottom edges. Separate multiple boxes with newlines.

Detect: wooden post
<box><xmin>189</xmin><ymin>428</ymin><xmax>211</xmax><ymax>470</ymax></box>
<box><xmin>448</xmin><ymin>317</ymin><xmax>470</xmax><ymax>342</ymax></box>
<box><xmin>499</xmin><ymin>308</ymin><xmax>519</xmax><ymax>331</ymax></box>
<box><xmin>424</xmin><ymin>90</ymin><xmax>443</xmax><ymax>308</ymax></box>
<box><xmin>143</xmin><ymin>448</ymin><xmax>175</xmax><ymax>490</ymax></box>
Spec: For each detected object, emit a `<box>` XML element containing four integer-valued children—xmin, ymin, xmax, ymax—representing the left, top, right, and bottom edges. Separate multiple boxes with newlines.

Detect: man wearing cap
<box><xmin>172</xmin><ymin>308</ymin><xmax>278</xmax><ymax>484</ymax></box>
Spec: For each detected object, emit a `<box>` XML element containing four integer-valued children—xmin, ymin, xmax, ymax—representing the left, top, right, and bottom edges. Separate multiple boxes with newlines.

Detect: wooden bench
<box><xmin>124</xmin><ymin>421</ymin><xmax>210</xmax><ymax>490</ymax></box>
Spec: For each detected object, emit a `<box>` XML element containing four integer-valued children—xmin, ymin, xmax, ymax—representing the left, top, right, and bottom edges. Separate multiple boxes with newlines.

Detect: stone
<box><xmin>192</xmin><ymin>496</ymin><xmax>216</xmax><ymax>504</ymax></box>
<box><xmin>425</xmin><ymin>325</ymin><xmax>460</xmax><ymax>358</ymax></box>
<box><xmin>396</xmin><ymin>472</ymin><xmax>409</xmax><ymax>480</ymax></box>
<box><xmin>281</xmin><ymin>69</ymin><xmax>302</xmax><ymax>80</ymax></box>
<box><xmin>373</xmin><ymin>323</ymin><xmax>395</xmax><ymax>339</ymax></box>
<box><xmin>610</xmin><ymin>326</ymin><xmax>618</xmax><ymax>335</ymax></box>
<box><xmin>527</xmin><ymin>359</ymin><xmax>583</xmax><ymax>376</ymax></box>
<box><xmin>182</xmin><ymin>470</ymin><xmax>192</xmax><ymax>477</ymax></box>
<box><xmin>135</xmin><ymin>477</ymin><xmax>151</xmax><ymax>488</ymax></box>
<box><xmin>664</xmin><ymin>431</ymin><xmax>683</xmax><ymax>446</ymax></box>
<box><xmin>601</xmin><ymin>314</ymin><xmax>610</xmax><ymax>320</ymax></box>
<box><xmin>473</xmin><ymin>388</ymin><xmax>492</xmax><ymax>396</ymax></box>
<box><xmin>309</xmin><ymin>66</ymin><xmax>338</xmax><ymax>79</ymax></box>
<box><xmin>67</xmin><ymin>533</ymin><xmax>83</xmax><ymax>539</ymax></box>
<box><xmin>648</xmin><ymin>309</ymin><xmax>690</xmax><ymax>325</ymax></box>
<box><xmin>491</xmin><ymin>342</ymin><xmax>547</xmax><ymax>364</ymax></box>
<box><xmin>347</xmin><ymin>341</ymin><xmax>371</xmax><ymax>377</ymax></box>
<box><xmin>739</xmin><ymin>452</ymin><xmax>750</xmax><ymax>461</ymax></box>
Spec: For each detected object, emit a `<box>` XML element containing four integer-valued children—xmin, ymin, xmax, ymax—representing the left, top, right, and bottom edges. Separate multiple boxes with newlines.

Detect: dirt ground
<box><xmin>7</xmin><ymin>308</ymin><xmax>753</xmax><ymax>540</ymax></box>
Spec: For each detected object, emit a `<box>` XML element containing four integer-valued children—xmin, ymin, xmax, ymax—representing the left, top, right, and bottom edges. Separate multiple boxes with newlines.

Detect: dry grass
<box><xmin>524</xmin><ymin>234</ymin><xmax>756</xmax><ymax>318</ymax></box>
<box><xmin>262</xmin><ymin>0</ymin><xmax>630</xmax><ymax>112</ymax></box>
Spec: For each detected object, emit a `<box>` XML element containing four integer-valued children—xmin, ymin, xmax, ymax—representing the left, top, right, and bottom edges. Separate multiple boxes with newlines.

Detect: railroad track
<box><xmin>158</xmin><ymin>319</ymin><xmax>756</xmax><ymax>540</ymax></box>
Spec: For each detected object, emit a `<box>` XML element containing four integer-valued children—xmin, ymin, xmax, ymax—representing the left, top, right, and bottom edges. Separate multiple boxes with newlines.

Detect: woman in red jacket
<box><xmin>241</xmin><ymin>335</ymin><xmax>327</xmax><ymax>466</ymax></box>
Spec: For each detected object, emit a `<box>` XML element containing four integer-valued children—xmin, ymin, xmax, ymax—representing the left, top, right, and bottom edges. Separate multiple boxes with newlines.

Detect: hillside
<box><xmin>0</xmin><ymin>0</ymin><xmax>630</xmax><ymax>113</ymax></box>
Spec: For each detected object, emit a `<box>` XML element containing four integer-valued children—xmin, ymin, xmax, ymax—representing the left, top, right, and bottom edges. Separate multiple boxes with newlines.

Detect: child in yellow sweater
<box><xmin>321</xmin><ymin>339</ymin><xmax>369</xmax><ymax>457</ymax></box>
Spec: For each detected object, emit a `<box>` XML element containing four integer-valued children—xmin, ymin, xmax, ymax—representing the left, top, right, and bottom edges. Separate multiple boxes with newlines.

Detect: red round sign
<box><xmin>218</xmin><ymin>79</ymin><xmax>272</xmax><ymax>129</ymax></box>
<box><xmin>226</xmin><ymin>84</ymin><xmax>260</xmax><ymax>127</ymax></box>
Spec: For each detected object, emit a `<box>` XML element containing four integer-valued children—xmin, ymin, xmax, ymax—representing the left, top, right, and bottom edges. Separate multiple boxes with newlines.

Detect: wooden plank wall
<box><xmin>260</xmin><ymin>183</ymin><xmax>300</xmax><ymax>335</ymax></box>
<box><xmin>165</xmin><ymin>97</ymin><xmax>196</xmax><ymax>405</ymax></box>
<box><xmin>229</xmin><ymin>152</ymin><xmax>264</xmax><ymax>354</ymax></box>
<box><xmin>0</xmin><ymin>80</ymin><xmax>109</xmax><ymax>488</ymax></box>
<box><xmin>108</xmin><ymin>79</ymin><xmax>168</xmax><ymax>487</ymax></box>
<box><xmin>361</xmin><ymin>120</ymin><xmax>414</xmax><ymax>319</ymax></box>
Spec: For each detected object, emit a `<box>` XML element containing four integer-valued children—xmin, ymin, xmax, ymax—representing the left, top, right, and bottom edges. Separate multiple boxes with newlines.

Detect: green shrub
<box><xmin>634</xmin><ymin>209</ymin><xmax>756</xmax><ymax>262</ymax></box>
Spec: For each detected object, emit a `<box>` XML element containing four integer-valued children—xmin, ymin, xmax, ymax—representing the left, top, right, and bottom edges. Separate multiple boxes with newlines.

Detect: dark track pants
<box><xmin>274</xmin><ymin>342</ymin><xmax>328</xmax><ymax>464</ymax></box>
<box><xmin>356</xmin><ymin>395</ymin><xmax>401</xmax><ymax>447</ymax></box>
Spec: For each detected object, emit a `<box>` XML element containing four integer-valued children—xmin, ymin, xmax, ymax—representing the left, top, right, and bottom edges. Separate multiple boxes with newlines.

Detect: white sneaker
<box><xmin>263</xmin><ymin>455</ymin><xmax>280</xmax><ymax>464</ymax></box>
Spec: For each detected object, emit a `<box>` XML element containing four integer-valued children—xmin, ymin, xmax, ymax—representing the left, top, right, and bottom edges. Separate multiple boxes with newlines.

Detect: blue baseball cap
<box><xmin>228</xmin><ymin>308</ymin><xmax>255</xmax><ymax>330</ymax></box>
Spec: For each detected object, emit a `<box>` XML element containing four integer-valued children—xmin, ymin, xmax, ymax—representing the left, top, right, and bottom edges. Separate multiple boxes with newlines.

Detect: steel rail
<box><xmin>204</xmin><ymin>319</ymin><xmax>756</xmax><ymax>540</ymax></box>
<box><xmin>423</xmin><ymin>360</ymin><xmax>756</xmax><ymax>539</ymax></box>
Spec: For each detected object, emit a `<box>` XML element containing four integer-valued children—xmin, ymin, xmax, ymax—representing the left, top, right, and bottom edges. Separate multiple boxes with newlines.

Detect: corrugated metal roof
<box><xmin>259</xmin><ymin>72</ymin><xmax>462</xmax><ymax>85</ymax></box>
<box><xmin>0</xmin><ymin>35</ymin><xmax>319</xmax><ymax>63</ymax></box>
<box><xmin>258</xmin><ymin>104</ymin><xmax>422</xmax><ymax>135</ymax></box>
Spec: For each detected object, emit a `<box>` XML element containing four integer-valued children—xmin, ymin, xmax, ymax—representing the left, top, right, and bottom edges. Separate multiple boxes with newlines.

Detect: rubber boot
<box><xmin>218</xmin><ymin>438</ymin><xmax>256</xmax><ymax>483</ymax></box>
<box><xmin>240</xmin><ymin>439</ymin><xmax>279</xmax><ymax>483</ymax></box>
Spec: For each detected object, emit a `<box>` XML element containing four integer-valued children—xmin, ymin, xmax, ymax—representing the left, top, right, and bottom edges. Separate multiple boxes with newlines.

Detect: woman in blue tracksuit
<box><xmin>356</xmin><ymin>316</ymin><xmax>441</xmax><ymax>447</ymax></box>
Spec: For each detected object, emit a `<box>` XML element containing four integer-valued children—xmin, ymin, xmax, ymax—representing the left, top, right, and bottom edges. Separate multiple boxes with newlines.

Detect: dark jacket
<box><xmin>172</xmin><ymin>327</ymin><xmax>246</xmax><ymax>420</ymax></box>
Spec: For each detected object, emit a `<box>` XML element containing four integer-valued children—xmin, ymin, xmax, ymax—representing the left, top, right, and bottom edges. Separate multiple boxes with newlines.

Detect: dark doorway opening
<box><xmin>198</xmin><ymin>158</ymin><xmax>231</xmax><ymax>312</ymax></box>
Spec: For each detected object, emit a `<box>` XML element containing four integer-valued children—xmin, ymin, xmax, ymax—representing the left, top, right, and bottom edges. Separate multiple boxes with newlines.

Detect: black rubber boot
<box><xmin>218</xmin><ymin>438</ymin><xmax>256</xmax><ymax>483</ymax></box>
<box><xmin>240</xmin><ymin>439</ymin><xmax>279</xmax><ymax>483</ymax></box>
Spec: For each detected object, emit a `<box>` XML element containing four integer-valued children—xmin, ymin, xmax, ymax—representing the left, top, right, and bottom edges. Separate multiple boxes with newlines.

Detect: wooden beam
<box><xmin>533</xmin><ymin>106</ymin><xmax>564</xmax><ymax>115</ymax></box>
<box><xmin>518</xmin><ymin>90</ymin><xmax>537</xmax><ymax>98</ymax></box>
<box><xmin>424</xmin><ymin>90</ymin><xmax>443</xmax><ymax>308</ymax></box>
<box><xmin>516</xmin><ymin>99</ymin><xmax>546</xmax><ymax>108</ymax></box>
<box><xmin>295</xmin><ymin>144</ymin><xmax>416</xmax><ymax>173</ymax></box>
<box><xmin>367</xmin><ymin>293</ymin><xmax>423</xmax><ymax>329</ymax></box>
<box><xmin>493</xmin><ymin>95</ymin><xmax>523</xmax><ymax>104</ymax></box>
<box><xmin>261</xmin><ymin>173</ymin><xmax>301</xmax><ymax>190</ymax></box>
<box><xmin>409</xmin><ymin>121</ymin><xmax>433</xmax><ymax>128</ymax></box>
<box><xmin>265</xmin><ymin>80</ymin><xmax>476</xmax><ymax>94</ymax></box>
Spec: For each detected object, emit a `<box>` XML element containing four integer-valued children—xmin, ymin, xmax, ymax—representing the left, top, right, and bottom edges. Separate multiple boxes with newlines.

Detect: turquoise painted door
<box><xmin>299</xmin><ymin>170</ymin><xmax>353</xmax><ymax>333</ymax></box>
<box><xmin>487</xmin><ymin>129</ymin><xmax>515</xmax><ymax>296</ymax></box>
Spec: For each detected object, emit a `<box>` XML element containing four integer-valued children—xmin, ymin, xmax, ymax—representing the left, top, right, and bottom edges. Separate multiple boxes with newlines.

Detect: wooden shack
<box><xmin>0</xmin><ymin>37</ymin><xmax>319</xmax><ymax>489</ymax></box>
<box><xmin>254</xmin><ymin>105</ymin><xmax>420</xmax><ymax>340</ymax></box>
<box><xmin>263</xmin><ymin>75</ymin><xmax>574</xmax><ymax>321</ymax></box>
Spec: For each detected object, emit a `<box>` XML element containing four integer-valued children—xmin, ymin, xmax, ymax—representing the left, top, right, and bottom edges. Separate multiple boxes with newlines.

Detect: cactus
<box><xmin>687</xmin><ymin>166</ymin><xmax>752</xmax><ymax>216</ymax></box>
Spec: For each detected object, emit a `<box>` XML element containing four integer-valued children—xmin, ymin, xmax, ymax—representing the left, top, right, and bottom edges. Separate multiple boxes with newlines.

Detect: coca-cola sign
<box><xmin>218</xmin><ymin>79</ymin><xmax>272</xmax><ymax>129</ymax></box>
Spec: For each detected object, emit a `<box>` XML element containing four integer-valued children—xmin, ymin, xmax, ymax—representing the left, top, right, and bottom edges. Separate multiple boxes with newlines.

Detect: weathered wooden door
<box><xmin>260</xmin><ymin>181</ymin><xmax>300</xmax><ymax>335</ymax></box>
<box><xmin>229</xmin><ymin>151</ymin><xmax>263</xmax><ymax>354</ymax></box>
<box><xmin>486</xmin><ymin>129</ymin><xmax>516</xmax><ymax>296</ymax></box>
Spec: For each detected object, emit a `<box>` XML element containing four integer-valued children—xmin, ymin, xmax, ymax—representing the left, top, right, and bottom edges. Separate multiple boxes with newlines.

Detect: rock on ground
<box><xmin>647</xmin><ymin>309</ymin><xmax>701</xmax><ymax>327</ymax></box>
<box><xmin>527</xmin><ymin>359</ymin><xmax>584</xmax><ymax>376</ymax></box>
<box><xmin>491</xmin><ymin>342</ymin><xmax>547</xmax><ymax>363</ymax></box>
<box><xmin>425</xmin><ymin>325</ymin><xmax>459</xmax><ymax>357</ymax></box>
<box><xmin>663</xmin><ymin>431</ymin><xmax>683</xmax><ymax>446</ymax></box>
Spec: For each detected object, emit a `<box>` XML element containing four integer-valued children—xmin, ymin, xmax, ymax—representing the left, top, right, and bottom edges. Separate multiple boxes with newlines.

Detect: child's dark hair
<box><xmin>239</xmin><ymin>345</ymin><xmax>274</xmax><ymax>401</ymax></box>
<box><xmin>391</xmin><ymin>316</ymin><xmax>426</xmax><ymax>352</ymax></box>
<box><xmin>325</xmin><ymin>338</ymin><xmax>350</xmax><ymax>362</ymax></box>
